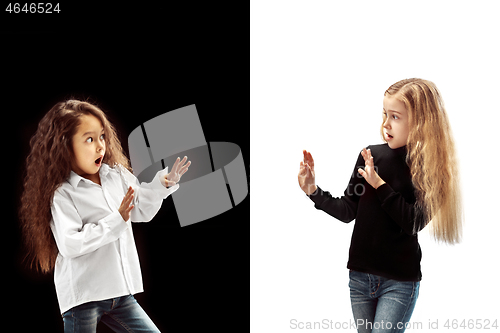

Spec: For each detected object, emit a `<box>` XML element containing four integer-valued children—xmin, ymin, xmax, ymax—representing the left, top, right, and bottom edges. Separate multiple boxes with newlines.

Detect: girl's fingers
<box><xmin>179</xmin><ymin>160</ymin><xmax>191</xmax><ymax>173</ymax></box>
<box><xmin>367</xmin><ymin>150</ymin><xmax>374</xmax><ymax>167</ymax></box>
<box><xmin>302</xmin><ymin>163</ymin><xmax>313</xmax><ymax>177</ymax></box>
<box><xmin>178</xmin><ymin>156</ymin><xmax>188</xmax><ymax>170</ymax></box>
<box><xmin>298</xmin><ymin>163</ymin><xmax>306</xmax><ymax>176</ymax></box>
<box><xmin>300</xmin><ymin>169</ymin><xmax>307</xmax><ymax>178</ymax></box>
<box><xmin>361</xmin><ymin>148</ymin><xmax>374</xmax><ymax>166</ymax></box>
<box><xmin>299</xmin><ymin>162</ymin><xmax>312</xmax><ymax>176</ymax></box>
<box><xmin>303</xmin><ymin>150</ymin><xmax>313</xmax><ymax>165</ymax></box>
<box><xmin>365</xmin><ymin>158</ymin><xmax>373</xmax><ymax>170</ymax></box>
<box><xmin>362</xmin><ymin>150</ymin><xmax>369</xmax><ymax>166</ymax></box>
<box><xmin>122</xmin><ymin>187</ymin><xmax>134</xmax><ymax>205</ymax></box>
<box><xmin>171</xmin><ymin>157</ymin><xmax>180</xmax><ymax>172</ymax></box>
<box><xmin>171</xmin><ymin>156</ymin><xmax>189</xmax><ymax>174</ymax></box>
<box><xmin>122</xmin><ymin>196</ymin><xmax>133</xmax><ymax>209</ymax></box>
<box><xmin>358</xmin><ymin>168</ymin><xmax>366</xmax><ymax>178</ymax></box>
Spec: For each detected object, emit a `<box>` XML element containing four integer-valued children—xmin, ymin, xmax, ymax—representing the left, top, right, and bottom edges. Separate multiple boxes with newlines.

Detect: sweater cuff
<box><xmin>307</xmin><ymin>186</ymin><xmax>319</xmax><ymax>197</ymax></box>
<box><xmin>308</xmin><ymin>185</ymin><xmax>324</xmax><ymax>206</ymax></box>
<box><xmin>376</xmin><ymin>182</ymin><xmax>394</xmax><ymax>203</ymax></box>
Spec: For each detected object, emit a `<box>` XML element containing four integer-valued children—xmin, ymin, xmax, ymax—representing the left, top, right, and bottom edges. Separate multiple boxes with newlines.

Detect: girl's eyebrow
<box><xmin>383</xmin><ymin>108</ymin><xmax>402</xmax><ymax>115</ymax></box>
<box><xmin>81</xmin><ymin>128</ymin><xmax>105</xmax><ymax>137</ymax></box>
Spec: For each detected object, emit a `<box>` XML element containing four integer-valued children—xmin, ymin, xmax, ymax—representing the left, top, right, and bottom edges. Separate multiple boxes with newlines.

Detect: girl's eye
<box><xmin>383</xmin><ymin>112</ymin><xmax>398</xmax><ymax>120</ymax></box>
<box><xmin>100</xmin><ymin>134</ymin><xmax>105</xmax><ymax>140</ymax></box>
<box><xmin>86</xmin><ymin>137</ymin><xmax>93</xmax><ymax>143</ymax></box>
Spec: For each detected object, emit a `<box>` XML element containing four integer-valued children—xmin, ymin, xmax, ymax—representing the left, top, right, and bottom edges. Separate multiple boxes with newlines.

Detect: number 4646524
<box><xmin>6</xmin><ymin>3</ymin><xmax>60</xmax><ymax>14</ymax></box>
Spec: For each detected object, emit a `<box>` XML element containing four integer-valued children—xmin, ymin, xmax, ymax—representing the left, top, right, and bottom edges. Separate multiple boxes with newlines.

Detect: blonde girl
<box><xmin>19</xmin><ymin>100</ymin><xmax>190</xmax><ymax>332</ymax></box>
<box><xmin>298</xmin><ymin>78</ymin><xmax>462</xmax><ymax>333</ymax></box>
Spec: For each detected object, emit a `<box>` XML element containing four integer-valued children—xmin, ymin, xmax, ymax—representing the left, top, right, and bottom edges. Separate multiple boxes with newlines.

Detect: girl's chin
<box><xmin>387</xmin><ymin>141</ymin><xmax>405</xmax><ymax>149</ymax></box>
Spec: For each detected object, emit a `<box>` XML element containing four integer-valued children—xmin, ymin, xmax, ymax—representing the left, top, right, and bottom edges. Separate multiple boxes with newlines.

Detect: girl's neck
<box><xmin>85</xmin><ymin>173</ymin><xmax>101</xmax><ymax>186</ymax></box>
<box><xmin>74</xmin><ymin>170</ymin><xmax>101</xmax><ymax>186</ymax></box>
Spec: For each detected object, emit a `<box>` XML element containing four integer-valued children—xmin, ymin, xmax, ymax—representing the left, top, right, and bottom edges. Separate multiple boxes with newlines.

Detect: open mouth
<box><xmin>386</xmin><ymin>132</ymin><xmax>394</xmax><ymax>140</ymax></box>
<box><xmin>95</xmin><ymin>156</ymin><xmax>103</xmax><ymax>166</ymax></box>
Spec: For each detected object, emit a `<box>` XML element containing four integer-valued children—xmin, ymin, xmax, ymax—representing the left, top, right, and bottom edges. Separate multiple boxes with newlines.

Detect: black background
<box><xmin>3</xmin><ymin>3</ymin><xmax>249</xmax><ymax>332</ymax></box>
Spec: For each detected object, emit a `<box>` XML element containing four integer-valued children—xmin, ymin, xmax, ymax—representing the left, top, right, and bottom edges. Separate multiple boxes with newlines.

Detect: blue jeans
<box><xmin>62</xmin><ymin>295</ymin><xmax>160</xmax><ymax>333</ymax></box>
<box><xmin>349</xmin><ymin>270</ymin><xmax>419</xmax><ymax>333</ymax></box>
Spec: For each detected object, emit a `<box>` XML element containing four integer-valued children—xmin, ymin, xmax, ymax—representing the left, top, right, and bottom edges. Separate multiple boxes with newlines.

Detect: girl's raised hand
<box><xmin>119</xmin><ymin>186</ymin><xmax>134</xmax><ymax>222</ymax></box>
<box><xmin>298</xmin><ymin>150</ymin><xmax>317</xmax><ymax>195</ymax></box>
<box><xmin>358</xmin><ymin>148</ymin><xmax>386</xmax><ymax>189</ymax></box>
<box><xmin>164</xmin><ymin>156</ymin><xmax>191</xmax><ymax>187</ymax></box>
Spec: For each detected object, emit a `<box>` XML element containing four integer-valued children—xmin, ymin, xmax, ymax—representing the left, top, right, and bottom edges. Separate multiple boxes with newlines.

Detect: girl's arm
<box><xmin>301</xmin><ymin>151</ymin><xmax>364</xmax><ymax>223</ymax></box>
<box><xmin>358</xmin><ymin>147</ymin><xmax>429</xmax><ymax>234</ymax></box>
<box><xmin>376</xmin><ymin>183</ymin><xmax>429</xmax><ymax>235</ymax></box>
<box><xmin>50</xmin><ymin>190</ymin><xmax>130</xmax><ymax>259</ymax></box>
<box><xmin>118</xmin><ymin>165</ymin><xmax>179</xmax><ymax>223</ymax></box>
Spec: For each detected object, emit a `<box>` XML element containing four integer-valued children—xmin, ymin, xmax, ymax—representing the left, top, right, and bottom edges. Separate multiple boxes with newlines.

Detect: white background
<box><xmin>251</xmin><ymin>1</ymin><xmax>500</xmax><ymax>332</ymax></box>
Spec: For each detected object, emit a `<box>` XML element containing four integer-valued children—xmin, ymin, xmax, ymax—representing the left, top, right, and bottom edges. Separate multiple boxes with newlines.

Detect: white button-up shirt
<box><xmin>50</xmin><ymin>163</ymin><xmax>178</xmax><ymax>314</ymax></box>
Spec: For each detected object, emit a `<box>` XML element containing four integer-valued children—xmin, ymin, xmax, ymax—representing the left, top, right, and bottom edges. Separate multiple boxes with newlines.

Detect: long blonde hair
<box><xmin>382</xmin><ymin>78</ymin><xmax>463</xmax><ymax>244</ymax></box>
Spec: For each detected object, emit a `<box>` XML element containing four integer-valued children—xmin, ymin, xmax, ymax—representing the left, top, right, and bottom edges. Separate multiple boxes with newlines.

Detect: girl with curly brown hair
<box><xmin>19</xmin><ymin>100</ymin><xmax>190</xmax><ymax>332</ymax></box>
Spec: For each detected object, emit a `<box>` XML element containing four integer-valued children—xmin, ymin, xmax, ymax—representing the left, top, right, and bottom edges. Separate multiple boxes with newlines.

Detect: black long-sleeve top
<box><xmin>308</xmin><ymin>144</ymin><xmax>428</xmax><ymax>281</ymax></box>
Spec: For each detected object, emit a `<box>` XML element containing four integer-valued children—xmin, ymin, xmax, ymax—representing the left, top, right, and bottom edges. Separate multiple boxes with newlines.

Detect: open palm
<box><xmin>298</xmin><ymin>150</ymin><xmax>317</xmax><ymax>195</ymax></box>
<box><xmin>164</xmin><ymin>156</ymin><xmax>191</xmax><ymax>187</ymax></box>
<box><xmin>358</xmin><ymin>148</ymin><xmax>385</xmax><ymax>189</ymax></box>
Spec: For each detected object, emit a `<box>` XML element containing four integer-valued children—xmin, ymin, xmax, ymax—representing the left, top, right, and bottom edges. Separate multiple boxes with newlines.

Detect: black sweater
<box><xmin>308</xmin><ymin>144</ymin><xmax>428</xmax><ymax>281</ymax></box>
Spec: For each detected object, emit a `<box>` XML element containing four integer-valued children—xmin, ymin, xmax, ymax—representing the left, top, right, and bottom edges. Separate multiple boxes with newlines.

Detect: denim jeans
<box><xmin>349</xmin><ymin>270</ymin><xmax>419</xmax><ymax>333</ymax></box>
<box><xmin>62</xmin><ymin>295</ymin><xmax>160</xmax><ymax>333</ymax></box>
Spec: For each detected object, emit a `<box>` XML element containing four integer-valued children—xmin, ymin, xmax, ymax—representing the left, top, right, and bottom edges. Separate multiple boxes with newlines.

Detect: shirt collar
<box><xmin>67</xmin><ymin>163</ymin><xmax>111</xmax><ymax>188</ymax></box>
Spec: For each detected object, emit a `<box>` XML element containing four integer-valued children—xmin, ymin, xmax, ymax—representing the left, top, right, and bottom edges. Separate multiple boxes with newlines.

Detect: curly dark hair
<box><xmin>19</xmin><ymin>100</ymin><xmax>132</xmax><ymax>273</ymax></box>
